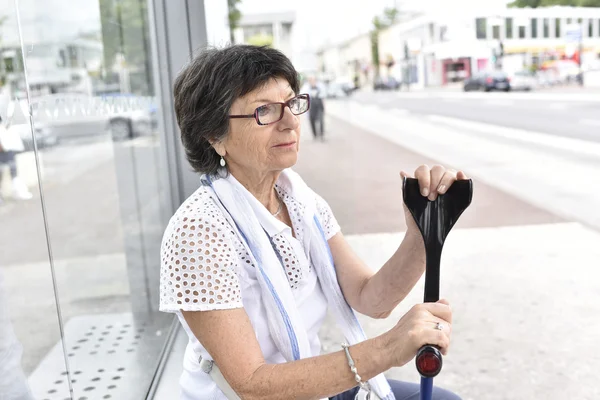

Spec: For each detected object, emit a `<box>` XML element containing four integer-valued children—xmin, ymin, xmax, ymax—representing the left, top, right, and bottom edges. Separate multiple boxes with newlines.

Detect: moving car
<box><xmin>374</xmin><ymin>76</ymin><xmax>401</xmax><ymax>91</ymax></box>
<box><xmin>463</xmin><ymin>71</ymin><xmax>511</xmax><ymax>92</ymax></box>
<box><xmin>510</xmin><ymin>70</ymin><xmax>537</xmax><ymax>91</ymax></box>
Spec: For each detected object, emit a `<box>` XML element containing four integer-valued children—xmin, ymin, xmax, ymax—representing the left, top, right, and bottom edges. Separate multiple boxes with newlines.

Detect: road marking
<box><xmin>427</xmin><ymin>114</ymin><xmax>600</xmax><ymax>158</ymax></box>
<box><xmin>391</xmin><ymin>108</ymin><xmax>409</xmax><ymax>116</ymax></box>
<box><xmin>375</xmin><ymin>97</ymin><xmax>399</xmax><ymax>105</ymax></box>
<box><xmin>549</xmin><ymin>102</ymin><xmax>568</xmax><ymax>110</ymax></box>
<box><xmin>580</xmin><ymin>119</ymin><xmax>600</xmax><ymax>127</ymax></box>
<box><xmin>484</xmin><ymin>99</ymin><xmax>514</xmax><ymax>107</ymax></box>
<box><xmin>394</xmin><ymin>91</ymin><xmax>600</xmax><ymax>102</ymax></box>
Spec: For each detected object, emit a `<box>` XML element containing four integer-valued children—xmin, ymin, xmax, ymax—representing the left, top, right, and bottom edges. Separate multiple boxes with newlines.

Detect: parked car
<box><xmin>463</xmin><ymin>71</ymin><xmax>511</xmax><ymax>92</ymax></box>
<box><xmin>510</xmin><ymin>70</ymin><xmax>537</xmax><ymax>91</ymax></box>
<box><xmin>3</xmin><ymin>94</ymin><xmax>156</xmax><ymax>147</ymax></box>
<box><xmin>101</xmin><ymin>93</ymin><xmax>156</xmax><ymax>141</ymax></box>
<box><xmin>324</xmin><ymin>82</ymin><xmax>348</xmax><ymax>99</ymax></box>
<box><xmin>374</xmin><ymin>76</ymin><xmax>401</xmax><ymax>91</ymax></box>
<box><xmin>554</xmin><ymin>60</ymin><xmax>581</xmax><ymax>84</ymax></box>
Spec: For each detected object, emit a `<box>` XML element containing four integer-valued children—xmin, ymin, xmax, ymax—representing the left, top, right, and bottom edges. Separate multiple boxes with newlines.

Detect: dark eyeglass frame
<box><xmin>229</xmin><ymin>93</ymin><xmax>311</xmax><ymax>126</ymax></box>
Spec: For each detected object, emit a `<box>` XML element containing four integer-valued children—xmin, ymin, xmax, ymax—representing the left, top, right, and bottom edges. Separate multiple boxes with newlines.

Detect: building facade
<box><xmin>318</xmin><ymin>6</ymin><xmax>600</xmax><ymax>87</ymax></box>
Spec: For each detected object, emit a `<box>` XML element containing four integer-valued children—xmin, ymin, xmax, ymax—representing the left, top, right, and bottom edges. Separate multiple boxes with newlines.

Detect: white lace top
<box><xmin>159</xmin><ymin>183</ymin><xmax>340</xmax><ymax>310</ymax></box>
<box><xmin>159</xmin><ymin>181</ymin><xmax>341</xmax><ymax>400</ymax></box>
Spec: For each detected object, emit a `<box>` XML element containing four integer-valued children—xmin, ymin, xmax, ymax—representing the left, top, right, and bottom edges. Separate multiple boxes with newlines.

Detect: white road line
<box><xmin>549</xmin><ymin>102</ymin><xmax>568</xmax><ymax>110</ymax></box>
<box><xmin>391</xmin><ymin>108</ymin><xmax>409</xmax><ymax>116</ymax></box>
<box><xmin>427</xmin><ymin>114</ymin><xmax>600</xmax><ymax>158</ymax></box>
<box><xmin>580</xmin><ymin>119</ymin><xmax>600</xmax><ymax>127</ymax></box>
<box><xmin>395</xmin><ymin>91</ymin><xmax>600</xmax><ymax>102</ymax></box>
<box><xmin>484</xmin><ymin>99</ymin><xmax>514</xmax><ymax>107</ymax></box>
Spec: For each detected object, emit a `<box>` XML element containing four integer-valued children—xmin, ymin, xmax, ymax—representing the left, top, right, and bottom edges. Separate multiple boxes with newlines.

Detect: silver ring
<box><xmin>435</xmin><ymin>322</ymin><xmax>445</xmax><ymax>331</ymax></box>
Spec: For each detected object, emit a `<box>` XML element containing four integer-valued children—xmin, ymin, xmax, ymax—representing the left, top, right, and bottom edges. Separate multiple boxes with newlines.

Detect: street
<box><xmin>1</xmin><ymin>89</ymin><xmax>599</xmax><ymax>399</ymax></box>
<box><xmin>354</xmin><ymin>90</ymin><xmax>600</xmax><ymax>143</ymax></box>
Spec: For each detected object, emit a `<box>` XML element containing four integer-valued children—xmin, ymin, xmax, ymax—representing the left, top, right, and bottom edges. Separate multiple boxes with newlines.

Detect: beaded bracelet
<box><xmin>341</xmin><ymin>342</ymin><xmax>371</xmax><ymax>392</ymax></box>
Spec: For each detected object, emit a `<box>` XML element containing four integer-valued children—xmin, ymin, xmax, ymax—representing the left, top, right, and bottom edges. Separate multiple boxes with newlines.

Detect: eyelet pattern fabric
<box><xmin>159</xmin><ymin>185</ymin><xmax>340</xmax><ymax>312</ymax></box>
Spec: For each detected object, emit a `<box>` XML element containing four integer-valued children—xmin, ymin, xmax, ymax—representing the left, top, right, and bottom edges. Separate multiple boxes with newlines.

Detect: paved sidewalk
<box><xmin>295</xmin><ymin>115</ymin><xmax>600</xmax><ymax>399</ymax></box>
<box><xmin>294</xmin><ymin>115</ymin><xmax>564</xmax><ymax>235</ymax></box>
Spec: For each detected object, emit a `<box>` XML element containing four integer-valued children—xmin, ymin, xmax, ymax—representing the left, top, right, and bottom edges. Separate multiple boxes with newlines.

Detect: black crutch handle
<box><xmin>402</xmin><ymin>177</ymin><xmax>473</xmax><ymax>378</ymax></box>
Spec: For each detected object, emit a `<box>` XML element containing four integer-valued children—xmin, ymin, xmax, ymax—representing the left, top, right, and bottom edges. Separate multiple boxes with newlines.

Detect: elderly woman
<box><xmin>160</xmin><ymin>45</ymin><xmax>467</xmax><ymax>400</ymax></box>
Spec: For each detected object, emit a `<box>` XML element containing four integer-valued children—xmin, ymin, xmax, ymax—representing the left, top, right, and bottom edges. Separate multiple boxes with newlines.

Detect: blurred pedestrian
<box><xmin>0</xmin><ymin>100</ymin><xmax>33</xmax><ymax>204</ymax></box>
<box><xmin>301</xmin><ymin>76</ymin><xmax>326</xmax><ymax>141</ymax></box>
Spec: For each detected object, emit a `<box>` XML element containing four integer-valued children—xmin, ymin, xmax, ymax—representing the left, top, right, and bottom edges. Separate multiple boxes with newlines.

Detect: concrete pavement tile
<box><xmin>319</xmin><ymin>223</ymin><xmax>600</xmax><ymax>400</ymax></box>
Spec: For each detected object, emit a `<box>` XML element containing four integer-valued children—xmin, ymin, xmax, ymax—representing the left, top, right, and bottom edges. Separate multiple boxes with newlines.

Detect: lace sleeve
<box><xmin>315</xmin><ymin>193</ymin><xmax>341</xmax><ymax>240</ymax></box>
<box><xmin>159</xmin><ymin>207</ymin><xmax>244</xmax><ymax>312</ymax></box>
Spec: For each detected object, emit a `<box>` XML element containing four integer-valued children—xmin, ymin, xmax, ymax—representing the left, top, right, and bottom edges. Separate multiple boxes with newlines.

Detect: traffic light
<box><xmin>499</xmin><ymin>41</ymin><xmax>504</xmax><ymax>58</ymax></box>
<box><xmin>491</xmin><ymin>49</ymin><xmax>497</xmax><ymax>64</ymax></box>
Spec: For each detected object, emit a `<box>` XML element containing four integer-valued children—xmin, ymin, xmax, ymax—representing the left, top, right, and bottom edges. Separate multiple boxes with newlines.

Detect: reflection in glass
<box><xmin>1</xmin><ymin>0</ymin><xmax>173</xmax><ymax>398</ymax></box>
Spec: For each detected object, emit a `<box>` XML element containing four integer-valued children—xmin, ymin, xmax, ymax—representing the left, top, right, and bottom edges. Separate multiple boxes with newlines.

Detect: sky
<box><xmin>0</xmin><ymin>0</ymin><xmax>101</xmax><ymax>44</ymax></box>
<box><xmin>0</xmin><ymin>0</ymin><xmax>513</xmax><ymax>48</ymax></box>
<box><xmin>0</xmin><ymin>0</ymin><xmax>513</xmax><ymax>55</ymax></box>
<box><xmin>234</xmin><ymin>0</ymin><xmax>512</xmax><ymax>49</ymax></box>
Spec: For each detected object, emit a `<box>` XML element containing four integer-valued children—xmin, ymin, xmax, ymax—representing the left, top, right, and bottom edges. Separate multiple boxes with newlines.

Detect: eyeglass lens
<box><xmin>256</xmin><ymin>95</ymin><xmax>309</xmax><ymax>124</ymax></box>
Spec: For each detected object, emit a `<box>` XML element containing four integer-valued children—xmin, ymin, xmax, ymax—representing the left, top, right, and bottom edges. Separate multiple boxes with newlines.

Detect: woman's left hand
<box><xmin>400</xmin><ymin>165</ymin><xmax>469</xmax><ymax>231</ymax></box>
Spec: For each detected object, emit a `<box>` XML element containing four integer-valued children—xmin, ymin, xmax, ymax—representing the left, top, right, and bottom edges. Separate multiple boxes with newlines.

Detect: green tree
<box><xmin>383</xmin><ymin>7</ymin><xmax>399</xmax><ymax>25</ymax></box>
<box><xmin>543</xmin><ymin>0</ymin><xmax>578</xmax><ymax>5</ymax></box>
<box><xmin>99</xmin><ymin>0</ymin><xmax>153</xmax><ymax>95</ymax></box>
<box><xmin>246</xmin><ymin>33</ymin><xmax>273</xmax><ymax>47</ymax></box>
<box><xmin>510</xmin><ymin>0</ymin><xmax>596</xmax><ymax>6</ymax></box>
<box><xmin>228</xmin><ymin>0</ymin><xmax>242</xmax><ymax>44</ymax></box>
<box><xmin>369</xmin><ymin>9</ymin><xmax>398</xmax><ymax>80</ymax></box>
<box><xmin>508</xmin><ymin>0</ymin><xmax>543</xmax><ymax>7</ymax></box>
<box><xmin>0</xmin><ymin>15</ymin><xmax>8</xmax><ymax>85</ymax></box>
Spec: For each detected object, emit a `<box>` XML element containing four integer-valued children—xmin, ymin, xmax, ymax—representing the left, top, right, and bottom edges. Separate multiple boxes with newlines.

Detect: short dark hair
<box><xmin>173</xmin><ymin>45</ymin><xmax>300</xmax><ymax>175</ymax></box>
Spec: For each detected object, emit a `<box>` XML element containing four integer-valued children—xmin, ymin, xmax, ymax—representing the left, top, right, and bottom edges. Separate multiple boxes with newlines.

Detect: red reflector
<box><xmin>415</xmin><ymin>346</ymin><xmax>443</xmax><ymax>378</ymax></box>
<box><xmin>486</xmin><ymin>77</ymin><xmax>493</xmax><ymax>84</ymax></box>
<box><xmin>417</xmin><ymin>352</ymin><xmax>441</xmax><ymax>374</ymax></box>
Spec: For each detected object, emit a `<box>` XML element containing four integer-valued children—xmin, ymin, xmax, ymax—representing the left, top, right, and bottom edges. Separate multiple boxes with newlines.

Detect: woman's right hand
<box><xmin>381</xmin><ymin>299</ymin><xmax>453</xmax><ymax>368</ymax></box>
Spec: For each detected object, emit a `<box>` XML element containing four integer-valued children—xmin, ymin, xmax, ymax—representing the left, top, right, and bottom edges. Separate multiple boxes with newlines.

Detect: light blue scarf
<box><xmin>202</xmin><ymin>169</ymin><xmax>394</xmax><ymax>400</ymax></box>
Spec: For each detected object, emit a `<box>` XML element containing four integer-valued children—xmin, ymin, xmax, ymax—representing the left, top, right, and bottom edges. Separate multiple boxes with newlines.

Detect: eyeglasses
<box><xmin>229</xmin><ymin>94</ymin><xmax>310</xmax><ymax>126</ymax></box>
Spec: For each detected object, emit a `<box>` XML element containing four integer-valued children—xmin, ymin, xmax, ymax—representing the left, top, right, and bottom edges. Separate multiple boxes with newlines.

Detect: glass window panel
<box><xmin>476</xmin><ymin>18</ymin><xmax>487</xmax><ymax>39</ymax></box>
<box><xmin>0</xmin><ymin>3</ymin><xmax>70</xmax><ymax>399</ymax></box>
<box><xmin>8</xmin><ymin>0</ymin><xmax>173</xmax><ymax>398</ymax></box>
<box><xmin>531</xmin><ymin>18</ymin><xmax>538</xmax><ymax>38</ymax></box>
<box><xmin>506</xmin><ymin>18</ymin><xmax>513</xmax><ymax>39</ymax></box>
<box><xmin>493</xmin><ymin>25</ymin><xmax>500</xmax><ymax>40</ymax></box>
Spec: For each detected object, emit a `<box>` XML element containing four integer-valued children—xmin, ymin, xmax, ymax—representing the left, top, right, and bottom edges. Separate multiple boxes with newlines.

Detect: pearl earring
<box><xmin>220</xmin><ymin>157</ymin><xmax>226</xmax><ymax>167</ymax></box>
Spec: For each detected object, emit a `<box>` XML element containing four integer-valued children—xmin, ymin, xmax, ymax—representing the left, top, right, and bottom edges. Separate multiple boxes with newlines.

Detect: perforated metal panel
<box><xmin>29</xmin><ymin>313</ymin><xmax>172</xmax><ymax>400</ymax></box>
